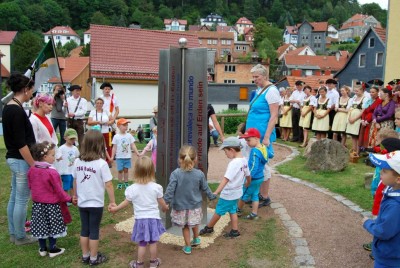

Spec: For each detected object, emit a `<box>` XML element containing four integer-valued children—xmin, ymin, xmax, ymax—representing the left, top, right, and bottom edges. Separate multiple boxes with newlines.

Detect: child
<box><xmin>363</xmin><ymin>150</ymin><xmax>400</xmax><ymax>267</ymax></box>
<box><xmin>139</xmin><ymin>126</ymin><xmax>157</xmax><ymax>168</ymax></box>
<box><xmin>74</xmin><ymin>130</ymin><xmax>116</xmax><ymax>265</ymax></box>
<box><xmin>237</xmin><ymin>128</ymin><xmax>268</xmax><ymax>220</ymax></box>
<box><xmin>28</xmin><ymin>141</ymin><xmax>73</xmax><ymax>257</ymax></box>
<box><xmin>55</xmin><ymin>128</ymin><xmax>80</xmax><ymax>201</ymax></box>
<box><xmin>164</xmin><ymin>145</ymin><xmax>216</xmax><ymax>254</ymax></box>
<box><xmin>111</xmin><ymin>118</ymin><xmax>140</xmax><ymax>189</ymax></box>
<box><xmin>199</xmin><ymin>137</ymin><xmax>250</xmax><ymax>238</ymax></box>
<box><xmin>110</xmin><ymin>156</ymin><xmax>168</xmax><ymax>268</ymax></box>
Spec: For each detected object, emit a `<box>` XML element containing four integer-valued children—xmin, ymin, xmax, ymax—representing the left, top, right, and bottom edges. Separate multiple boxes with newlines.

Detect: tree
<box><xmin>80</xmin><ymin>43</ymin><xmax>90</xmax><ymax>57</ymax></box>
<box><xmin>257</xmin><ymin>37</ymin><xmax>277</xmax><ymax>66</ymax></box>
<box><xmin>362</xmin><ymin>3</ymin><xmax>387</xmax><ymax>27</ymax></box>
<box><xmin>41</xmin><ymin>0</ymin><xmax>71</xmax><ymax>31</ymax></box>
<box><xmin>11</xmin><ymin>32</ymin><xmax>43</xmax><ymax>72</ymax></box>
<box><xmin>158</xmin><ymin>4</ymin><xmax>174</xmax><ymax>19</ymax></box>
<box><xmin>26</xmin><ymin>4</ymin><xmax>47</xmax><ymax>31</ymax></box>
<box><xmin>91</xmin><ymin>11</ymin><xmax>111</xmax><ymax>25</ymax></box>
<box><xmin>254</xmin><ymin>22</ymin><xmax>282</xmax><ymax>49</ymax></box>
<box><xmin>0</xmin><ymin>1</ymin><xmax>31</xmax><ymax>31</ymax></box>
<box><xmin>268</xmin><ymin>0</ymin><xmax>285</xmax><ymax>23</ymax></box>
<box><xmin>321</xmin><ymin>1</ymin><xmax>334</xmax><ymax>21</ymax></box>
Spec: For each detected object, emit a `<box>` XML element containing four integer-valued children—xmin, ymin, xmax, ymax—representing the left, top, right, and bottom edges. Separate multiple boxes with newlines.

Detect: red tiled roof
<box><xmin>1</xmin><ymin>63</ymin><xmax>10</xmax><ymax>77</ymax></box>
<box><xmin>164</xmin><ymin>19</ymin><xmax>187</xmax><ymax>25</ymax></box>
<box><xmin>196</xmin><ymin>31</ymin><xmax>234</xmax><ymax>39</ymax></box>
<box><xmin>90</xmin><ymin>24</ymin><xmax>199</xmax><ymax>80</ymax></box>
<box><xmin>216</xmin><ymin>26</ymin><xmax>238</xmax><ymax>33</ymax></box>
<box><xmin>340</xmin><ymin>14</ymin><xmax>382</xmax><ymax>30</ymax></box>
<box><xmin>284</xmin><ymin>54</ymin><xmax>348</xmax><ymax>71</ymax></box>
<box><xmin>286</xmin><ymin>26</ymin><xmax>297</xmax><ymax>35</ymax></box>
<box><xmin>235</xmin><ymin>17</ymin><xmax>253</xmax><ymax>25</ymax></box>
<box><xmin>374</xmin><ymin>27</ymin><xmax>386</xmax><ymax>43</ymax></box>
<box><xmin>0</xmin><ymin>31</ymin><xmax>18</xmax><ymax>45</ymax></box>
<box><xmin>244</xmin><ymin>27</ymin><xmax>254</xmax><ymax>35</ymax></box>
<box><xmin>69</xmin><ymin>46</ymin><xmax>83</xmax><ymax>57</ymax></box>
<box><xmin>277</xmin><ymin>44</ymin><xmax>291</xmax><ymax>56</ymax></box>
<box><xmin>188</xmin><ymin>25</ymin><xmax>210</xmax><ymax>32</ymax></box>
<box><xmin>84</xmin><ymin>29</ymin><xmax>91</xmax><ymax>34</ymax></box>
<box><xmin>281</xmin><ymin>75</ymin><xmax>333</xmax><ymax>89</ymax></box>
<box><xmin>297</xmin><ymin>21</ymin><xmax>328</xmax><ymax>32</ymax></box>
<box><xmin>44</xmin><ymin>26</ymin><xmax>79</xmax><ymax>37</ymax></box>
<box><xmin>286</xmin><ymin>46</ymin><xmax>314</xmax><ymax>56</ymax></box>
<box><xmin>46</xmin><ymin>57</ymin><xmax>89</xmax><ymax>82</ymax></box>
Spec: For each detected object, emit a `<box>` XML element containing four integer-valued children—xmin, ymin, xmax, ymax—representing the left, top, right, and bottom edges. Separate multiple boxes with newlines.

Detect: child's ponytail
<box><xmin>179</xmin><ymin>145</ymin><xmax>197</xmax><ymax>171</ymax></box>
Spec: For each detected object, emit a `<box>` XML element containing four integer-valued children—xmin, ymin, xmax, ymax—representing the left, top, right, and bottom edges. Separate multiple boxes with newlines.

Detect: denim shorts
<box><xmin>241</xmin><ymin>179</ymin><xmax>263</xmax><ymax>202</ymax></box>
<box><xmin>61</xmin><ymin>174</ymin><xmax>74</xmax><ymax>191</ymax></box>
<box><xmin>215</xmin><ymin>198</ymin><xmax>238</xmax><ymax>216</ymax></box>
<box><xmin>116</xmin><ymin>158</ymin><xmax>131</xmax><ymax>171</ymax></box>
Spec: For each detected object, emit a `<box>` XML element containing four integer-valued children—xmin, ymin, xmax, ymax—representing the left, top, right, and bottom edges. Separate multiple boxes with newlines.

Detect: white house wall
<box><xmin>0</xmin><ymin>45</ymin><xmax>11</xmax><ymax>71</ymax></box>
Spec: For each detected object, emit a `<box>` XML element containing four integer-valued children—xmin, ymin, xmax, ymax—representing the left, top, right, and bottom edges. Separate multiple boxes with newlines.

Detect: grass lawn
<box><xmin>276</xmin><ymin>140</ymin><xmax>374</xmax><ymax>211</ymax></box>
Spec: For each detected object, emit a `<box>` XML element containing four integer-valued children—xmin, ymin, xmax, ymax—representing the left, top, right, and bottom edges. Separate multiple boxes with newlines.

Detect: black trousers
<box><xmin>67</xmin><ymin>118</ymin><xmax>84</xmax><ymax>146</ymax></box>
<box><xmin>327</xmin><ymin>110</ymin><xmax>336</xmax><ymax>140</ymax></box>
<box><xmin>291</xmin><ymin>108</ymin><xmax>303</xmax><ymax>141</ymax></box>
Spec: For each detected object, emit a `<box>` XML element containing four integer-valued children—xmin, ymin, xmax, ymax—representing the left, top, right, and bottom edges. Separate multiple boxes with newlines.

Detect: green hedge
<box><xmin>219</xmin><ymin>108</ymin><xmax>247</xmax><ymax>134</ymax></box>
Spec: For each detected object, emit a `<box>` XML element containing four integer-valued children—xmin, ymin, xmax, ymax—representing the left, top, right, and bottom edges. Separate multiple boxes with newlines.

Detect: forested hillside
<box><xmin>0</xmin><ymin>0</ymin><xmax>387</xmax><ymax>33</ymax></box>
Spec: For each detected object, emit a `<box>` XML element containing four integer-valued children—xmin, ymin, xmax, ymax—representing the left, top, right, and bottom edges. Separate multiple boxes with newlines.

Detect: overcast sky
<box><xmin>358</xmin><ymin>0</ymin><xmax>388</xmax><ymax>9</ymax></box>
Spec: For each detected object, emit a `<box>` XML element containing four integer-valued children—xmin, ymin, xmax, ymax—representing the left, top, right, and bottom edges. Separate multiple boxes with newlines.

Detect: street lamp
<box><xmin>0</xmin><ymin>50</ymin><xmax>5</xmax><ymax>114</ymax></box>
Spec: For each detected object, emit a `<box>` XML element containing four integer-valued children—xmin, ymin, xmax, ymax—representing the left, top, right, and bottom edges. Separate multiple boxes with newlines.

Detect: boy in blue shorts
<box><xmin>199</xmin><ymin>137</ymin><xmax>250</xmax><ymax>238</ymax></box>
<box><xmin>237</xmin><ymin>128</ymin><xmax>268</xmax><ymax>220</ymax></box>
<box><xmin>364</xmin><ymin>151</ymin><xmax>400</xmax><ymax>267</ymax></box>
<box><xmin>111</xmin><ymin>118</ymin><xmax>140</xmax><ymax>189</ymax></box>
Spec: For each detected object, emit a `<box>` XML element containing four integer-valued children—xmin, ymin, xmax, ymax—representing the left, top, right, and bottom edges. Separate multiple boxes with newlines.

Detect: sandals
<box><xmin>89</xmin><ymin>252</ymin><xmax>107</xmax><ymax>266</ymax></box>
<box><xmin>129</xmin><ymin>260</ymin><xmax>144</xmax><ymax>268</ymax></box>
<box><xmin>150</xmin><ymin>258</ymin><xmax>162</xmax><ymax>267</ymax></box>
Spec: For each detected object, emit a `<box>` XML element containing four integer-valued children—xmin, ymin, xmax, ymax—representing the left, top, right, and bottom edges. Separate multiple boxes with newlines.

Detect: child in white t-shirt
<box><xmin>199</xmin><ymin>137</ymin><xmax>250</xmax><ymax>238</ymax></box>
<box><xmin>73</xmin><ymin>130</ymin><xmax>116</xmax><ymax>266</ymax></box>
<box><xmin>111</xmin><ymin>118</ymin><xmax>140</xmax><ymax>189</ymax></box>
<box><xmin>110</xmin><ymin>156</ymin><xmax>168</xmax><ymax>268</ymax></box>
<box><xmin>55</xmin><ymin>128</ymin><xmax>80</xmax><ymax>200</ymax></box>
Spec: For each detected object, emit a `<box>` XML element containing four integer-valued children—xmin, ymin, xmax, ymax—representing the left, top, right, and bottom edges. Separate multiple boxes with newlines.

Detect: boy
<box><xmin>237</xmin><ymin>128</ymin><xmax>268</xmax><ymax>220</ymax></box>
<box><xmin>199</xmin><ymin>137</ymin><xmax>250</xmax><ymax>238</ymax></box>
<box><xmin>111</xmin><ymin>118</ymin><xmax>140</xmax><ymax>189</ymax></box>
<box><xmin>363</xmin><ymin>150</ymin><xmax>400</xmax><ymax>267</ymax></box>
<box><xmin>55</xmin><ymin>128</ymin><xmax>80</xmax><ymax>201</ymax></box>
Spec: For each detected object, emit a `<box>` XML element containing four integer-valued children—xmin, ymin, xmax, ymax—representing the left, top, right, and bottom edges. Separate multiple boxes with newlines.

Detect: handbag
<box><xmin>240</xmin><ymin>84</ymin><xmax>270</xmax><ymax>133</ymax></box>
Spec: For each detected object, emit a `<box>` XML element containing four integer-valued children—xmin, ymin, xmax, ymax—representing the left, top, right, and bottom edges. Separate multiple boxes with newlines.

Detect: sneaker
<box><xmin>39</xmin><ymin>248</ymin><xmax>47</xmax><ymax>257</ymax></box>
<box><xmin>82</xmin><ymin>256</ymin><xmax>90</xmax><ymax>264</ymax></box>
<box><xmin>182</xmin><ymin>246</ymin><xmax>192</xmax><ymax>254</ymax></box>
<box><xmin>258</xmin><ymin>197</ymin><xmax>271</xmax><ymax>208</ymax></box>
<box><xmin>191</xmin><ymin>237</ymin><xmax>201</xmax><ymax>246</ymax></box>
<box><xmin>49</xmin><ymin>247</ymin><xmax>65</xmax><ymax>258</ymax></box>
<box><xmin>223</xmin><ymin>229</ymin><xmax>240</xmax><ymax>239</ymax></box>
<box><xmin>15</xmin><ymin>236</ymin><xmax>37</xmax><ymax>245</ymax></box>
<box><xmin>124</xmin><ymin>182</ymin><xmax>129</xmax><ymax>188</ymax></box>
<box><xmin>117</xmin><ymin>183</ymin><xmax>123</xmax><ymax>190</ymax></box>
<box><xmin>245</xmin><ymin>213</ymin><xmax>259</xmax><ymax>220</ymax></box>
<box><xmin>199</xmin><ymin>226</ymin><xmax>214</xmax><ymax>236</ymax></box>
<box><xmin>89</xmin><ymin>252</ymin><xmax>107</xmax><ymax>266</ymax></box>
<box><xmin>149</xmin><ymin>258</ymin><xmax>161</xmax><ymax>268</ymax></box>
<box><xmin>363</xmin><ymin>242</ymin><xmax>372</xmax><ymax>251</ymax></box>
<box><xmin>237</xmin><ymin>208</ymin><xmax>243</xmax><ymax>217</ymax></box>
<box><xmin>129</xmin><ymin>260</ymin><xmax>144</xmax><ymax>268</ymax></box>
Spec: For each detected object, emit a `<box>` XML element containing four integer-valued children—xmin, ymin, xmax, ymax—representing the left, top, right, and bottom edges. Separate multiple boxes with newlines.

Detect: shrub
<box><xmin>218</xmin><ymin>108</ymin><xmax>247</xmax><ymax>134</ymax></box>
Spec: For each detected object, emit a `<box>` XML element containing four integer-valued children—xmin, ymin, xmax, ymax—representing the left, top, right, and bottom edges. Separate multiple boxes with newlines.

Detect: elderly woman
<box><xmin>30</xmin><ymin>94</ymin><xmax>58</xmax><ymax>145</ymax></box>
<box><xmin>246</xmin><ymin>64</ymin><xmax>279</xmax><ymax>207</ymax></box>
<box><xmin>3</xmin><ymin>73</ymin><xmax>36</xmax><ymax>245</ymax></box>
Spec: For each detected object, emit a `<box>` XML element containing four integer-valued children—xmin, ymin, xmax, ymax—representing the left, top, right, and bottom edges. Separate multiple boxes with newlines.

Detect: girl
<box><xmin>299</xmin><ymin>85</ymin><xmax>316</xmax><ymax>147</ymax></box>
<box><xmin>139</xmin><ymin>126</ymin><xmax>158</xmax><ymax>167</ymax></box>
<box><xmin>110</xmin><ymin>156</ymin><xmax>168</xmax><ymax>268</ymax></box>
<box><xmin>279</xmin><ymin>88</ymin><xmax>293</xmax><ymax>141</ymax></box>
<box><xmin>164</xmin><ymin>146</ymin><xmax>216</xmax><ymax>254</ymax></box>
<box><xmin>346</xmin><ymin>85</ymin><xmax>366</xmax><ymax>155</ymax></box>
<box><xmin>28</xmin><ymin>141</ymin><xmax>73</xmax><ymax>257</ymax></box>
<box><xmin>312</xmin><ymin>86</ymin><xmax>332</xmax><ymax>140</ymax></box>
<box><xmin>74</xmin><ymin>130</ymin><xmax>116</xmax><ymax>265</ymax></box>
<box><xmin>332</xmin><ymin>86</ymin><xmax>351</xmax><ymax>146</ymax></box>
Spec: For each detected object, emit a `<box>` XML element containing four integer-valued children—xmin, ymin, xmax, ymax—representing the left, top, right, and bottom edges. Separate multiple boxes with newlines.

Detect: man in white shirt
<box><xmin>66</xmin><ymin>85</ymin><xmax>88</xmax><ymax>145</ymax></box>
<box><xmin>325</xmin><ymin>79</ymin><xmax>340</xmax><ymax>139</ymax></box>
<box><xmin>289</xmin><ymin>81</ymin><xmax>306</xmax><ymax>142</ymax></box>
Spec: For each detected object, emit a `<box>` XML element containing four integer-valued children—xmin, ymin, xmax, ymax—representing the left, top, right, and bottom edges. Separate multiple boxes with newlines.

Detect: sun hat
<box><xmin>369</xmin><ymin>151</ymin><xmax>400</xmax><ymax>174</ymax></box>
<box><xmin>64</xmin><ymin>128</ymin><xmax>78</xmax><ymax>139</ymax></box>
<box><xmin>117</xmin><ymin>118</ymin><xmax>131</xmax><ymax>126</ymax></box>
<box><xmin>219</xmin><ymin>137</ymin><xmax>242</xmax><ymax>150</ymax></box>
<box><xmin>240</xmin><ymin>128</ymin><xmax>261</xmax><ymax>139</ymax></box>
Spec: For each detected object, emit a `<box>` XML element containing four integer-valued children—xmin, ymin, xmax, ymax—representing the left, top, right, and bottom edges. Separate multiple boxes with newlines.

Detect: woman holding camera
<box><xmin>51</xmin><ymin>84</ymin><xmax>67</xmax><ymax>145</ymax></box>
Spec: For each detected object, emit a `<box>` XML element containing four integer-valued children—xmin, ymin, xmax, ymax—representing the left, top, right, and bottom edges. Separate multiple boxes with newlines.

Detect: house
<box><xmin>232</xmin><ymin>41</ymin><xmax>252</xmax><ymax>60</ymax></box>
<box><xmin>327</xmin><ymin>25</ymin><xmax>339</xmax><ymax>39</ymax></box>
<box><xmin>384</xmin><ymin>1</ymin><xmax>399</xmax><ymax>83</ymax></box>
<box><xmin>216</xmin><ymin>26</ymin><xmax>239</xmax><ymax>42</ymax></box>
<box><xmin>0</xmin><ymin>30</ymin><xmax>18</xmax><ymax>74</ymax></box>
<box><xmin>83</xmin><ymin>29</ymin><xmax>90</xmax><ymax>45</ymax></box>
<box><xmin>89</xmin><ymin>24</ymin><xmax>198</xmax><ymax>117</ymax></box>
<box><xmin>339</xmin><ymin>14</ymin><xmax>382</xmax><ymax>42</ymax></box>
<box><xmin>164</xmin><ymin>18</ymin><xmax>187</xmax><ymax>31</ymax></box>
<box><xmin>283</xmin><ymin>26</ymin><xmax>298</xmax><ymax>45</ymax></box>
<box><xmin>277</xmin><ymin>43</ymin><xmax>297</xmax><ymax>61</ymax></box>
<box><xmin>196</xmin><ymin>31</ymin><xmax>235</xmax><ymax>59</ymax></box>
<box><xmin>188</xmin><ymin>25</ymin><xmax>210</xmax><ymax>32</ymax></box>
<box><xmin>286</xmin><ymin>46</ymin><xmax>316</xmax><ymax>57</ymax></box>
<box><xmin>235</xmin><ymin>17</ymin><xmax>253</xmax><ymax>35</ymax></box>
<box><xmin>200</xmin><ymin>13</ymin><xmax>227</xmax><ymax>27</ymax></box>
<box><xmin>297</xmin><ymin>21</ymin><xmax>329</xmax><ymax>53</ymax></box>
<box><xmin>281</xmin><ymin>51</ymin><xmax>349</xmax><ymax>77</ymax></box>
<box><xmin>276</xmin><ymin>75</ymin><xmax>334</xmax><ymax>90</ymax></box>
<box><xmin>214</xmin><ymin>61</ymin><xmax>268</xmax><ymax>84</ymax></box>
<box><xmin>243</xmin><ymin>27</ymin><xmax>255</xmax><ymax>45</ymax></box>
<box><xmin>44</xmin><ymin>26</ymin><xmax>81</xmax><ymax>46</ymax></box>
<box><xmin>208</xmin><ymin>83</ymin><xmax>255</xmax><ymax>112</ymax></box>
<box><xmin>334</xmin><ymin>27</ymin><xmax>386</xmax><ymax>87</ymax></box>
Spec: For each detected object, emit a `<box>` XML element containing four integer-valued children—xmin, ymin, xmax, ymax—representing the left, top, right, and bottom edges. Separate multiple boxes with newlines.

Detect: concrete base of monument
<box><xmin>114</xmin><ymin>208</ymin><xmax>231</xmax><ymax>248</ymax></box>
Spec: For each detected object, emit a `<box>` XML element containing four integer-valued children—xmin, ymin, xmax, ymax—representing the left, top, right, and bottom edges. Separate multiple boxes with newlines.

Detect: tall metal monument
<box><xmin>157</xmin><ymin>39</ymin><xmax>208</xmax><ymax>229</ymax></box>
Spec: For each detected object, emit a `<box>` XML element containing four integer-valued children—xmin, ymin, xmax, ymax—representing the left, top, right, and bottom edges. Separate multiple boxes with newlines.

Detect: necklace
<box><xmin>12</xmin><ymin>97</ymin><xmax>23</xmax><ymax>108</ymax></box>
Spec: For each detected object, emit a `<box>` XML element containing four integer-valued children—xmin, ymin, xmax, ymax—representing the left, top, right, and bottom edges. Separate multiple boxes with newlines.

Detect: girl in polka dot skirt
<box><xmin>28</xmin><ymin>141</ymin><xmax>75</xmax><ymax>258</ymax></box>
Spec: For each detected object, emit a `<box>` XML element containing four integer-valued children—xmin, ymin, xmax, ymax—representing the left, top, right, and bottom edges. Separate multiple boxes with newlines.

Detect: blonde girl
<box><xmin>346</xmin><ymin>85</ymin><xmax>366</xmax><ymax>155</ymax></box>
<box><xmin>299</xmin><ymin>85</ymin><xmax>315</xmax><ymax>147</ymax></box>
<box><xmin>164</xmin><ymin>145</ymin><xmax>216</xmax><ymax>254</ymax></box>
<box><xmin>312</xmin><ymin>86</ymin><xmax>332</xmax><ymax>140</ymax></box>
<box><xmin>110</xmin><ymin>156</ymin><xmax>168</xmax><ymax>268</ymax></box>
<box><xmin>332</xmin><ymin>86</ymin><xmax>351</xmax><ymax>145</ymax></box>
<box><xmin>279</xmin><ymin>88</ymin><xmax>293</xmax><ymax>141</ymax></box>
<box><xmin>74</xmin><ymin>130</ymin><xmax>116</xmax><ymax>265</ymax></box>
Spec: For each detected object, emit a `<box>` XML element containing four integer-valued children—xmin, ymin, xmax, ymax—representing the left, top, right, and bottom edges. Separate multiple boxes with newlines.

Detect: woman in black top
<box><xmin>3</xmin><ymin>73</ymin><xmax>36</xmax><ymax>245</ymax></box>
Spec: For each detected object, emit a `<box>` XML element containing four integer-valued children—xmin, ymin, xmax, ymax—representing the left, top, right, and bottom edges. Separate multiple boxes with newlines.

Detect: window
<box><xmin>221</xmin><ymin>48</ymin><xmax>230</xmax><ymax>55</ymax></box>
<box><xmin>207</xmin><ymin>39</ymin><xmax>212</xmax><ymax>44</ymax></box>
<box><xmin>226</xmin><ymin>40</ymin><xmax>231</xmax><ymax>45</ymax></box>
<box><xmin>359</xmin><ymin>54</ymin><xmax>366</xmax><ymax>67</ymax></box>
<box><xmin>212</xmin><ymin>40</ymin><xmax>217</xmax><ymax>45</ymax></box>
<box><xmin>56</xmin><ymin>36</ymin><xmax>61</xmax><ymax>40</ymax></box>
<box><xmin>376</xmin><ymin>52</ymin><xmax>384</xmax><ymax>66</ymax></box>
<box><xmin>239</xmin><ymin>87</ymin><xmax>248</xmax><ymax>100</ymax></box>
<box><xmin>67</xmin><ymin>36</ymin><xmax>70</xmax><ymax>40</ymax></box>
<box><xmin>369</xmin><ymin>38</ymin><xmax>375</xmax><ymax>48</ymax></box>
<box><xmin>224</xmin><ymin>65</ymin><xmax>236</xmax><ymax>72</ymax></box>
<box><xmin>199</xmin><ymin>39</ymin><xmax>202</xmax><ymax>45</ymax></box>
<box><xmin>243</xmin><ymin>46</ymin><xmax>247</xmax><ymax>51</ymax></box>
<box><xmin>228</xmin><ymin>104</ymin><xmax>238</xmax><ymax>110</ymax></box>
<box><xmin>224</xmin><ymin>79</ymin><xmax>236</xmax><ymax>84</ymax></box>
<box><xmin>221</xmin><ymin>40</ymin><xmax>226</xmax><ymax>45</ymax></box>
